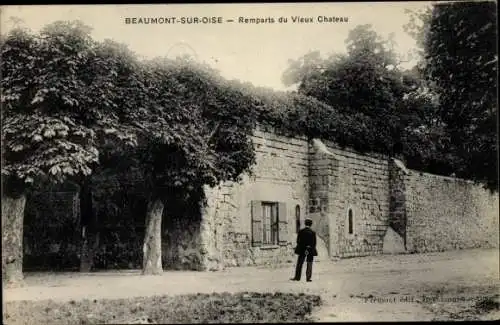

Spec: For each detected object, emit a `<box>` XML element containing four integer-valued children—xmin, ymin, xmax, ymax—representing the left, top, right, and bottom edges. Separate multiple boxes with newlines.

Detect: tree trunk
<box><xmin>79</xmin><ymin>181</ymin><xmax>98</xmax><ymax>272</ymax></box>
<box><xmin>2</xmin><ymin>193</ymin><xmax>27</xmax><ymax>288</ymax></box>
<box><xmin>142</xmin><ymin>198</ymin><xmax>164</xmax><ymax>275</ymax></box>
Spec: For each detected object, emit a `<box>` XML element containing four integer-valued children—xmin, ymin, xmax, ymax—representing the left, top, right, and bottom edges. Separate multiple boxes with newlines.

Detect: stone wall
<box><xmin>162</xmin><ymin>212</ymin><xmax>205</xmax><ymax>271</ymax></box>
<box><xmin>404</xmin><ymin>171</ymin><xmax>499</xmax><ymax>253</ymax></box>
<box><xmin>203</xmin><ymin>128</ymin><xmax>309</xmax><ymax>269</ymax></box>
<box><xmin>319</xmin><ymin>140</ymin><xmax>391</xmax><ymax>258</ymax></box>
<box><xmin>162</xmin><ymin>191</ymin><xmax>208</xmax><ymax>271</ymax></box>
<box><xmin>202</xmin><ymin>129</ymin><xmax>499</xmax><ymax>268</ymax></box>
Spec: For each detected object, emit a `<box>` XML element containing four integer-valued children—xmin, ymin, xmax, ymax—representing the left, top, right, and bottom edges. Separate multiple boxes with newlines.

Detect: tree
<box><xmin>282</xmin><ymin>24</ymin><xmax>426</xmax><ymax>155</ymax></box>
<box><xmin>279</xmin><ymin>23</ymin><xmax>470</xmax><ymax>177</ymax></box>
<box><xmin>1</xmin><ymin>21</ymin><xmax>136</xmax><ymax>285</ymax></box>
<box><xmin>281</xmin><ymin>51</ymin><xmax>325</xmax><ymax>88</ymax></box>
<box><xmin>407</xmin><ymin>1</ymin><xmax>498</xmax><ymax>190</ymax></box>
<box><xmin>132</xmin><ymin>58</ymin><xmax>259</xmax><ymax>274</ymax></box>
<box><xmin>76</xmin><ymin>39</ymin><xmax>145</xmax><ymax>272</ymax></box>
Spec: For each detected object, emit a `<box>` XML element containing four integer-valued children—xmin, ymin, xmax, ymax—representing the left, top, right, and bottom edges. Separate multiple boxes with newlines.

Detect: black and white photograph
<box><xmin>1</xmin><ymin>1</ymin><xmax>498</xmax><ymax>323</ymax></box>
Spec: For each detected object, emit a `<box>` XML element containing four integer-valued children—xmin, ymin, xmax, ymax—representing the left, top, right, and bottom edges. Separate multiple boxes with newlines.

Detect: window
<box><xmin>348</xmin><ymin>208</ymin><xmax>354</xmax><ymax>235</ymax></box>
<box><xmin>262</xmin><ymin>202</ymin><xmax>279</xmax><ymax>245</ymax></box>
<box><xmin>295</xmin><ymin>205</ymin><xmax>301</xmax><ymax>233</ymax></box>
<box><xmin>251</xmin><ymin>201</ymin><xmax>287</xmax><ymax>247</ymax></box>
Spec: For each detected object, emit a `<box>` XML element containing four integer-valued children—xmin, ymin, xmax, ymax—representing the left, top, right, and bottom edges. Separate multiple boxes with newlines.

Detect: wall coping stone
<box><xmin>407</xmin><ymin>169</ymin><xmax>477</xmax><ymax>184</ymax></box>
<box><xmin>392</xmin><ymin>158</ymin><xmax>410</xmax><ymax>175</ymax></box>
<box><xmin>311</xmin><ymin>139</ymin><xmax>341</xmax><ymax>160</ymax></box>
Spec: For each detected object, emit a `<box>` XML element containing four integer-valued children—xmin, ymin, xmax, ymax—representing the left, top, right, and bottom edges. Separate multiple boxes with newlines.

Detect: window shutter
<box><xmin>278</xmin><ymin>202</ymin><xmax>288</xmax><ymax>245</ymax></box>
<box><xmin>251</xmin><ymin>201</ymin><xmax>262</xmax><ymax>246</ymax></box>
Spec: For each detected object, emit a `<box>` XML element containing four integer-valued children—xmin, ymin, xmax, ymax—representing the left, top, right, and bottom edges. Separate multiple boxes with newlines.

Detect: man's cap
<box><xmin>305</xmin><ymin>217</ymin><xmax>313</xmax><ymax>221</ymax></box>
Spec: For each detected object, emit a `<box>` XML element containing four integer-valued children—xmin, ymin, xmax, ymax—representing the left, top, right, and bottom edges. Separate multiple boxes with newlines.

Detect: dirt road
<box><xmin>3</xmin><ymin>248</ymin><xmax>499</xmax><ymax>321</ymax></box>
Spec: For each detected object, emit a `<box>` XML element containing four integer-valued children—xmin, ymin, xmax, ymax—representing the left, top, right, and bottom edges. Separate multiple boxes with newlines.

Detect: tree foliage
<box><xmin>280</xmin><ymin>17</ymin><xmax>497</xmax><ymax>187</ymax></box>
<box><xmin>280</xmin><ymin>24</ymin><xmax>436</xmax><ymax>160</ymax></box>
<box><xmin>1</xmin><ymin>22</ymin><xmax>137</xmax><ymax>194</ymax></box>
<box><xmin>109</xmin><ymin>57</ymin><xmax>260</xmax><ymax>202</ymax></box>
<box><xmin>407</xmin><ymin>1</ymin><xmax>498</xmax><ymax>190</ymax></box>
<box><xmin>2</xmin><ymin>20</ymin><xmax>261</xmax><ymax>202</ymax></box>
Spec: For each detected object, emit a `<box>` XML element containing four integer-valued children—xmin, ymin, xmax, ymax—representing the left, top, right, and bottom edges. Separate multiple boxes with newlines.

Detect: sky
<box><xmin>1</xmin><ymin>2</ymin><xmax>431</xmax><ymax>91</ymax></box>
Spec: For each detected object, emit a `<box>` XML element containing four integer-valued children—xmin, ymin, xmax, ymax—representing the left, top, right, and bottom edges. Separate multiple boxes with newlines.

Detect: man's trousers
<box><xmin>293</xmin><ymin>253</ymin><xmax>314</xmax><ymax>281</ymax></box>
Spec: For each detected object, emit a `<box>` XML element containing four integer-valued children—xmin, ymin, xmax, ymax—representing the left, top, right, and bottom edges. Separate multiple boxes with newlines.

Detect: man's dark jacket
<box><xmin>294</xmin><ymin>227</ymin><xmax>318</xmax><ymax>256</ymax></box>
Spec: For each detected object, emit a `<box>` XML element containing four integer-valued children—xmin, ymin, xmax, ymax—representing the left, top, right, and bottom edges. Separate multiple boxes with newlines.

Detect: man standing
<box><xmin>290</xmin><ymin>218</ymin><xmax>318</xmax><ymax>282</ymax></box>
